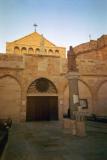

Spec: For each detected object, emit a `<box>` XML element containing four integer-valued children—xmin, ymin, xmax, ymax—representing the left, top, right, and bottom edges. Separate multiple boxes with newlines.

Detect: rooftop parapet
<box><xmin>74</xmin><ymin>35</ymin><xmax>107</xmax><ymax>55</ymax></box>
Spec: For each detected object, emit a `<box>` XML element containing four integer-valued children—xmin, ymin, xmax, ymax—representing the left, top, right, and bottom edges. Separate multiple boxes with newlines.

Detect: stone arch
<box><xmin>35</xmin><ymin>48</ymin><xmax>40</xmax><ymax>54</ymax></box>
<box><xmin>26</xmin><ymin>77</ymin><xmax>58</xmax><ymax>121</ymax></box>
<box><xmin>63</xmin><ymin>79</ymin><xmax>92</xmax><ymax>115</ymax></box>
<box><xmin>48</xmin><ymin>49</ymin><xmax>53</xmax><ymax>55</ymax></box>
<box><xmin>0</xmin><ymin>75</ymin><xmax>21</xmax><ymax>121</ymax></box>
<box><xmin>28</xmin><ymin>48</ymin><xmax>34</xmax><ymax>54</ymax></box>
<box><xmin>27</xmin><ymin>77</ymin><xmax>57</xmax><ymax>94</ymax></box>
<box><xmin>55</xmin><ymin>50</ymin><xmax>59</xmax><ymax>55</ymax></box>
<box><xmin>14</xmin><ymin>46</ymin><xmax>20</xmax><ymax>54</ymax></box>
<box><xmin>78</xmin><ymin>79</ymin><xmax>92</xmax><ymax>95</ymax></box>
<box><xmin>78</xmin><ymin>80</ymin><xmax>92</xmax><ymax>113</ymax></box>
<box><xmin>96</xmin><ymin>80</ymin><xmax>107</xmax><ymax>116</ymax></box>
<box><xmin>21</xmin><ymin>47</ymin><xmax>27</xmax><ymax>54</ymax></box>
<box><xmin>96</xmin><ymin>80</ymin><xmax>107</xmax><ymax>93</ymax></box>
<box><xmin>0</xmin><ymin>74</ymin><xmax>21</xmax><ymax>88</ymax></box>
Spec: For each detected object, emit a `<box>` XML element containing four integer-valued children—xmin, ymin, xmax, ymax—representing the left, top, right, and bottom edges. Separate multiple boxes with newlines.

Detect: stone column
<box><xmin>67</xmin><ymin>46</ymin><xmax>79</xmax><ymax>118</ymax></box>
<box><xmin>66</xmin><ymin>72</ymin><xmax>80</xmax><ymax>119</ymax></box>
<box><xmin>63</xmin><ymin>46</ymin><xmax>86</xmax><ymax>136</ymax></box>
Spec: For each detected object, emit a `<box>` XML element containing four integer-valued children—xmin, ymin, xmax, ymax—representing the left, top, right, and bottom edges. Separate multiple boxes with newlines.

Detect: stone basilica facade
<box><xmin>0</xmin><ymin>32</ymin><xmax>107</xmax><ymax>121</ymax></box>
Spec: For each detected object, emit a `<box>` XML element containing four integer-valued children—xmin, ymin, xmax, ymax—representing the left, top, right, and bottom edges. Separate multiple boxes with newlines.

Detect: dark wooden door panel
<box><xmin>26</xmin><ymin>96</ymin><xmax>58</xmax><ymax>121</ymax></box>
<box><xmin>49</xmin><ymin>96</ymin><xmax>58</xmax><ymax>120</ymax></box>
<box><xmin>26</xmin><ymin>97</ymin><xmax>36</xmax><ymax>121</ymax></box>
<box><xmin>35</xmin><ymin>97</ymin><xmax>49</xmax><ymax>120</ymax></box>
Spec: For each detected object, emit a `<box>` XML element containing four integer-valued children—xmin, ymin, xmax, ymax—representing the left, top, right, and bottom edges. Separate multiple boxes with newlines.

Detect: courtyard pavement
<box><xmin>1</xmin><ymin>121</ymin><xmax>107</xmax><ymax>160</ymax></box>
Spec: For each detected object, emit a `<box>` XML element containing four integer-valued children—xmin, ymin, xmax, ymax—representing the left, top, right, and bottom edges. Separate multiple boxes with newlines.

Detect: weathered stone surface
<box><xmin>2</xmin><ymin>122</ymin><xmax>107</xmax><ymax>160</ymax></box>
<box><xmin>0</xmin><ymin>33</ymin><xmax>107</xmax><ymax>121</ymax></box>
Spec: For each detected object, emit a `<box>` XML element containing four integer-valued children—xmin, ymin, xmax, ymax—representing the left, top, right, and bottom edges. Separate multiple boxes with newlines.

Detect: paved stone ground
<box><xmin>1</xmin><ymin>121</ymin><xmax>107</xmax><ymax>160</ymax></box>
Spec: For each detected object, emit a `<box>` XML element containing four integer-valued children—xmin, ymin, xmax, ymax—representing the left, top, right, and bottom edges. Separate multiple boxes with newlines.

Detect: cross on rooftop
<box><xmin>33</xmin><ymin>24</ymin><xmax>38</xmax><ymax>32</ymax></box>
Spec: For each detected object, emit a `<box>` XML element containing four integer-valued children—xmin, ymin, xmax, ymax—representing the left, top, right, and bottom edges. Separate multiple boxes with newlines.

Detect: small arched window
<box><xmin>48</xmin><ymin>49</ymin><xmax>53</xmax><ymax>55</ymax></box>
<box><xmin>21</xmin><ymin>47</ymin><xmax>27</xmax><ymax>54</ymax></box>
<box><xmin>28</xmin><ymin>48</ymin><xmax>34</xmax><ymax>54</ymax></box>
<box><xmin>55</xmin><ymin>50</ymin><xmax>59</xmax><ymax>55</ymax></box>
<box><xmin>14</xmin><ymin>46</ymin><xmax>20</xmax><ymax>54</ymax></box>
<box><xmin>35</xmin><ymin>48</ymin><xmax>40</xmax><ymax>54</ymax></box>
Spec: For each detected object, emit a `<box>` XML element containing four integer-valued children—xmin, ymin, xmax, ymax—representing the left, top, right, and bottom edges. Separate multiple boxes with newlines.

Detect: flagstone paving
<box><xmin>1</xmin><ymin>121</ymin><xmax>107</xmax><ymax>160</ymax></box>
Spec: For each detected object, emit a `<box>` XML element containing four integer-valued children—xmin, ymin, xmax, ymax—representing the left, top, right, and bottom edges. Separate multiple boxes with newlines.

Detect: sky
<box><xmin>0</xmin><ymin>0</ymin><xmax>107</xmax><ymax>52</ymax></box>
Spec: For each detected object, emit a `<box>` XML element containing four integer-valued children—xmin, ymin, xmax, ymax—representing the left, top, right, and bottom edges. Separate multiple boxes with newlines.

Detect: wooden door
<box><xmin>26</xmin><ymin>96</ymin><xmax>58</xmax><ymax>121</ymax></box>
<box><xmin>49</xmin><ymin>96</ymin><xmax>58</xmax><ymax>120</ymax></box>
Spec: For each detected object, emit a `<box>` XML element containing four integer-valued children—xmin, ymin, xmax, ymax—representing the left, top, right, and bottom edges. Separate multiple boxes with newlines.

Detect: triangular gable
<box><xmin>11</xmin><ymin>32</ymin><xmax>56</xmax><ymax>47</ymax></box>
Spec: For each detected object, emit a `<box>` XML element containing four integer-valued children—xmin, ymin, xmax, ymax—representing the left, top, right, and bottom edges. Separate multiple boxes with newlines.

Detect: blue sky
<box><xmin>0</xmin><ymin>0</ymin><xmax>107</xmax><ymax>52</ymax></box>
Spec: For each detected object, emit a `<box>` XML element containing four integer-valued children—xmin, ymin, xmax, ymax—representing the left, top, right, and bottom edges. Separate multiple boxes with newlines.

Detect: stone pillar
<box><xmin>63</xmin><ymin>46</ymin><xmax>86</xmax><ymax>136</ymax></box>
<box><xmin>66</xmin><ymin>72</ymin><xmax>80</xmax><ymax>119</ymax></box>
<box><xmin>67</xmin><ymin>46</ymin><xmax>80</xmax><ymax>119</ymax></box>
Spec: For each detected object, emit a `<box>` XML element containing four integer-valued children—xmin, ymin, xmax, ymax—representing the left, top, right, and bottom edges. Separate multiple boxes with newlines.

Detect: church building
<box><xmin>0</xmin><ymin>32</ymin><xmax>107</xmax><ymax>121</ymax></box>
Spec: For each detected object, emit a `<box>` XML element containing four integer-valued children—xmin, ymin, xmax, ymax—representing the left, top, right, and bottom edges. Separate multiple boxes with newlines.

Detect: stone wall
<box><xmin>0</xmin><ymin>54</ymin><xmax>24</xmax><ymax>69</ymax></box>
<box><xmin>0</xmin><ymin>54</ymin><xmax>68</xmax><ymax>121</ymax></box>
<box><xmin>73</xmin><ymin>35</ymin><xmax>107</xmax><ymax>116</ymax></box>
<box><xmin>0</xmin><ymin>34</ymin><xmax>107</xmax><ymax>121</ymax></box>
<box><xmin>0</xmin><ymin>76</ymin><xmax>21</xmax><ymax>121</ymax></box>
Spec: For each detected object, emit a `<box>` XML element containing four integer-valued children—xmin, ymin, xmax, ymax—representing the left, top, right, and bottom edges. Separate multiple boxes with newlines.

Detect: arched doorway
<box><xmin>0</xmin><ymin>76</ymin><xmax>21</xmax><ymax>121</ymax></box>
<box><xmin>97</xmin><ymin>81</ymin><xmax>107</xmax><ymax>116</ymax></box>
<box><xmin>26</xmin><ymin>78</ymin><xmax>58</xmax><ymax>121</ymax></box>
